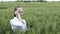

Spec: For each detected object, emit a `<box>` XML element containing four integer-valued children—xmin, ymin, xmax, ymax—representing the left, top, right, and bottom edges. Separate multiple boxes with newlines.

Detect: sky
<box><xmin>0</xmin><ymin>0</ymin><xmax>60</xmax><ymax>2</ymax></box>
<box><xmin>0</xmin><ymin>0</ymin><xmax>17</xmax><ymax>1</ymax></box>
<box><xmin>46</xmin><ymin>0</ymin><xmax>60</xmax><ymax>1</ymax></box>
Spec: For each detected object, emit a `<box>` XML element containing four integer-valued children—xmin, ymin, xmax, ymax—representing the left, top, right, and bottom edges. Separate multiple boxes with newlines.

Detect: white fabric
<box><xmin>10</xmin><ymin>17</ymin><xmax>27</xmax><ymax>32</ymax></box>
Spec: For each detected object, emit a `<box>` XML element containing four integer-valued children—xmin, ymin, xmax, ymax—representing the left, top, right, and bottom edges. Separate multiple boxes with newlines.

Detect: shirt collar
<box><xmin>14</xmin><ymin>17</ymin><xmax>23</xmax><ymax>21</ymax></box>
<box><xmin>14</xmin><ymin>17</ymin><xmax>18</xmax><ymax>20</ymax></box>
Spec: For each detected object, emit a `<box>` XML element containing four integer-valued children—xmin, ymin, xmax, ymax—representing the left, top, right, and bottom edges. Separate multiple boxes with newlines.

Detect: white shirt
<box><xmin>10</xmin><ymin>17</ymin><xmax>27</xmax><ymax>32</ymax></box>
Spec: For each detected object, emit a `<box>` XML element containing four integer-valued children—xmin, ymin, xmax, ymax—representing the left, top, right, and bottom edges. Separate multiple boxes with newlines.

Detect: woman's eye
<box><xmin>19</xmin><ymin>12</ymin><xmax>21</xmax><ymax>13</ymax></box>
<box><xmin>19</xmin><ymin>11</ymin><xmax>23</xmax><ymax>13</ymax></box>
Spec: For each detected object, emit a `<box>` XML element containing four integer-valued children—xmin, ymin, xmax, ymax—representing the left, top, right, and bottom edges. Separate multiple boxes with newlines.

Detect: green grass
<box><xmin>0</xmin><ymin>2</ymin><xmax>60</xmax><ymax>34</ymax></box>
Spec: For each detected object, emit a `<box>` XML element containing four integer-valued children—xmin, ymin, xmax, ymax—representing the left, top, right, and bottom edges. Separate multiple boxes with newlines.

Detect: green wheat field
<box><xmin>0</xmin><ymin>2</ymin><xmax>60</xmax><ymax>34</ymax></box>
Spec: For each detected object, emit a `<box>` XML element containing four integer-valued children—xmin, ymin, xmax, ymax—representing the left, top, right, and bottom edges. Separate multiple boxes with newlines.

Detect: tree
<box><xmin>17</xmin><ymin>0</ymin><xmax>21</xmax><ymax>2</ymax></box>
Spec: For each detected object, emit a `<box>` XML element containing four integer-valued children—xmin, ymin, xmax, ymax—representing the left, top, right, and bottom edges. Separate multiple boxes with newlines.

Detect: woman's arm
<box><xmin>10</xmin><ymin>19</ymin><xmax>22</xmax><ymax>27</ymax></box>
<box><xmin>17</xmin><ymin>13</ymin><xmax>22</xmax><ymax>22</ymax></box>
<box><xmin>15</xmin><ymin>10</ymin><xmax>22</xmax><ymax>22</ymax></box>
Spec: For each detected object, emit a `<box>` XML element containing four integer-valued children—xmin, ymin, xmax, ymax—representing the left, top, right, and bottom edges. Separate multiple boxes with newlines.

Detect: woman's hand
<box><xmin>15</xmin><ymin>11</ymin><xmax>21</xmax><ymax>18</ymax></box>
<box><xmin>17</xmin><ymin>13</ymin><xmax>21</xmax><ymax>18</ymax></box>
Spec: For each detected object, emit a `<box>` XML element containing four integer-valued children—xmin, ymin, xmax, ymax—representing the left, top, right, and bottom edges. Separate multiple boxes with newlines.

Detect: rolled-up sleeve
<box><xmin>10</xmin><ymin>18</ymin><xmax>27</xmax><ymax>32</ymax></box>
<box><xmin>10</xmin><ymin>19</ymin><xmax>23</xmax><ymax>30</ymax></box>
<box><xmin>10</xmin><ymin>19</ymin><xmax>22</xmax><ymax>27</ymax></box>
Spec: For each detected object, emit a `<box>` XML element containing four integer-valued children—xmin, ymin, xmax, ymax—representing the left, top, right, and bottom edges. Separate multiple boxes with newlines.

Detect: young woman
<box><xmin>10</xmin><ymin>6</ymin><xmax>27</xmax><ymax>32</ymax></box>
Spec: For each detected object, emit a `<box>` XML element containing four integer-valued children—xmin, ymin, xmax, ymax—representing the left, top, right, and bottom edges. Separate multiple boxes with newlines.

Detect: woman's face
<box><xmin>16</xmin><ymin>7</ymin><xmax>24</xmax><ymax>16</ymax></box>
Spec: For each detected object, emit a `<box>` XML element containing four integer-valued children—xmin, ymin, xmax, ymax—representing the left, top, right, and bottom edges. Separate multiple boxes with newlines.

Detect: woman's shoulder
<box><xmin>10</xmin><ymin>17</ymin><xmax>17</xmax><ymax>23</ymax></box>
<box><xmin>10</xmin><ymin>19</ymin><xmax>14</xmax><ymax>23</ymax></box>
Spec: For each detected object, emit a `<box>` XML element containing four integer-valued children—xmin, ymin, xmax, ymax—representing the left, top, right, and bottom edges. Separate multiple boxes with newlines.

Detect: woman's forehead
<box><xmin>17</xmin><ymin>8</ymin><xmax>23</xmax><ymax>11</ymax></box>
